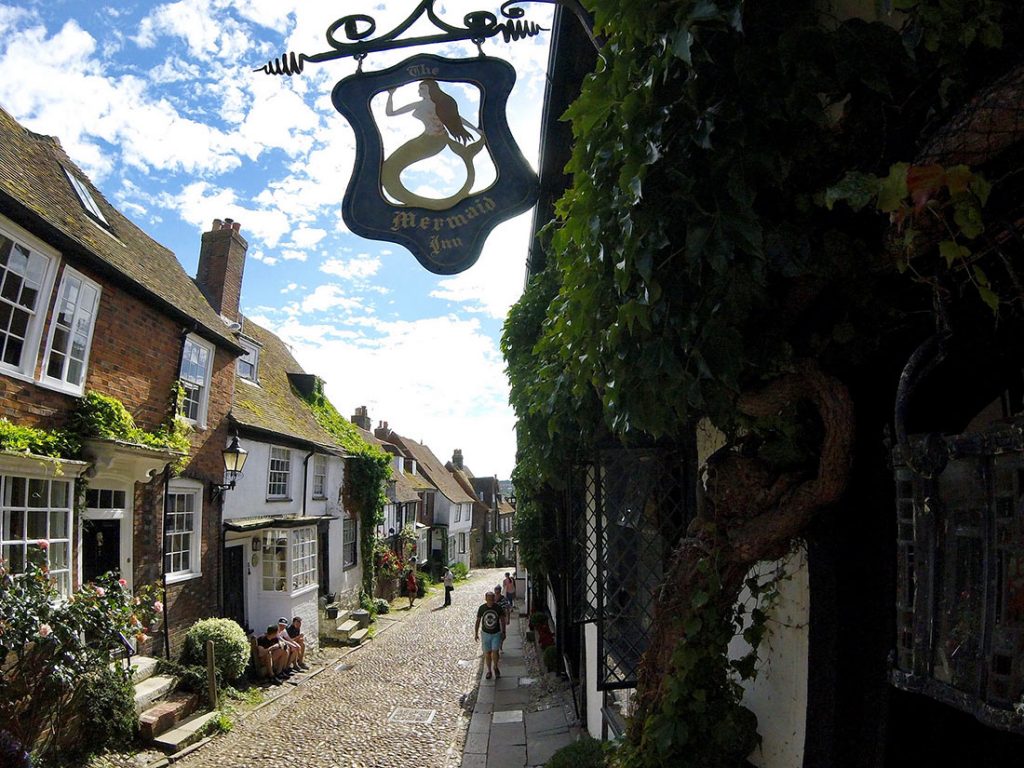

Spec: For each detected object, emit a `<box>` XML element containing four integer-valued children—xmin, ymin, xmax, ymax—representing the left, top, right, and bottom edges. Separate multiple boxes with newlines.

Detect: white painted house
<box><xmin>220</xmin><ymin>319</ymin><xmax>363</xmax><ymax>649</ymax></box>
<box><xmin>373</xmin><ymin>424</ymin><xmax>476</xmax><ymax>571</ymax></box>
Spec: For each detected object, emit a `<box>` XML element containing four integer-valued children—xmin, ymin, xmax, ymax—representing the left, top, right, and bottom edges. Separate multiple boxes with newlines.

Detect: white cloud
<box><xmin>297</xmin><ymin>284</ymin><xmax>364</xmax><ymax>314</ymax></box>
<box><xmin>268</xmin><ymin>313</ymin><xmax>517</xmax><ymax>478</ymax></box>
<box><xmin>320</xmin><ymin>255</ymin><xmax>382</xmax><ymax>281</ymax></box>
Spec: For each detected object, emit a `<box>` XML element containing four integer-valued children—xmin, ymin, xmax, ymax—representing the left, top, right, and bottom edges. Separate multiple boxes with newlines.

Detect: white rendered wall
<box><xmin>585</xmin><ymin>622</ymin><xmax>602</xmax><ymax>737</ymax></box>
<box><xmin>728</xmin><ymin>547</ymin><xmax>810</xmax><ymax>768</ymax></box>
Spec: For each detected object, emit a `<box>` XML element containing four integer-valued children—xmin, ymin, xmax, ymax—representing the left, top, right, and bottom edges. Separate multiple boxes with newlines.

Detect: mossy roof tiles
<box><xmin>232</xmin><ymin>318</ymin><xmax>343</xmax><ymax>453</ymax></box>
<box><xmin>0</xmin><ymin>106</ymin><xmax>238</xmax><ymax>350</ymax></box>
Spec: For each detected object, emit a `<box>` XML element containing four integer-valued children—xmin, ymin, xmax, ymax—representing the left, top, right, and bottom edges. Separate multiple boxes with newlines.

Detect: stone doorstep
<box><xmin>134</xmin><ymin>674</ymin><xmax>177</xmax><ymax>715</ymax></box>
<box><xmin>348</xmin><ymin>628</ymin><xmax>369</xmax><ymax>645</ymax></box>
<box><xmin>139</xmin><ymin>692</ymin><xmax>199</xmax><ymax>740</ymax></box>
<box><xmin>336</xmin><ymin>619</ymin><xmax>360</xmax><ymax>639</ymax></box>
<box><xmin>152</xmin><ymin>710</ymin><xmax>220</xmax><ymax>754</ymax></box>
<box><xmin>128</xmin><ymin>655</ymin><xmax>160</xmax><ymax>684</ymax></box>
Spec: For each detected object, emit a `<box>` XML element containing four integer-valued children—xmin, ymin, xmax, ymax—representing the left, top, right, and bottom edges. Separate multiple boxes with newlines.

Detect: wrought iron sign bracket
<box><xmin>255</xmin><ymin>0</ymin><xmax>593</xmax><ymax>77</ymax></box>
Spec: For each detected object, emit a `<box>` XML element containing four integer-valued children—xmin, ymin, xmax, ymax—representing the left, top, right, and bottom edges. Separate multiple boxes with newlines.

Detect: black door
<box><xmin>82</xmin><ymin>519</ymin><xmax>120</xmax><ymax>583</ymax></box>
<box><xmin>223</xmin><ymin>546</ymin><xmax>246</xmax><ymax>631</ymax></box>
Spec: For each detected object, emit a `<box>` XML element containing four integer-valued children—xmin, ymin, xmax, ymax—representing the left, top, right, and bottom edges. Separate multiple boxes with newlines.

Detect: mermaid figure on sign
<box><xmin>382</xmin><ymin>79</ymin><xmax>486</xmax><ymax>210</ymax></box>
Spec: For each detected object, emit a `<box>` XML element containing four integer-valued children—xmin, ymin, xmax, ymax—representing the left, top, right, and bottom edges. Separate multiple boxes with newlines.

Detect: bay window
<box><xmin>262</xmin><ymin>526</ymin><xmax>317</xmax><ymax>592</ymax></box>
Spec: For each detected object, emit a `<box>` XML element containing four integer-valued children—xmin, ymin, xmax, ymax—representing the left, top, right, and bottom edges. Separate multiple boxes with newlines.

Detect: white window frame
<box><xmin>164</xmin><ymin>478</ymin><xmax>203</xmax><ymax>584</ymax></box>
<box><xmin>342</xmin><ymin>516</ymin><xmax>357</xmax><ymax>569</ymax></box>
<box><xmin>41</xmin><ymin>266</ymin><xmax>101</xmax><ymax>395</ymax></box>
<box><xmin>267</xmin><ymin>446</ymin><xmax>292</xmax><ymax>499</ymax></box>
<box><xmin>0</xmin><ymin>217</ymin><xmax>59</xmax><ymax>381</ymax></box>
<box><xmin>291</xmin><ymin>526</ymin><xmax>317</xmax><ymax>591</ymax></box>
<box><xmin>448</xmin><ymin>535</ymin><xmax>456</xmax><ymax>563</ymax></box>
<box><xmin>261</xmin><ymin>526</ymin><xmax>317</xmax><ymax>594</ymax></box>
<box><xmin>179</xmin><ymin>334</ymin><xmax>214</xmax><ymax>428</ymax></box>
<box><xmin>312</xmin><ymin>454</ymin><xmax>327</xmax><ymax>499</ymax></box>
<box><xmin>459</xmin><ymin>532</ymin><xmax>466</xmax><ymax>554</ymax></box>
<box><xmin>236</xmin><ymin>337</ymin><xmax>259</xmax><ymax>383</ymax></box>
<box><xmin>62</xmin><ymin>166</ymin><xmax>109</xmax><ymax>226</ymax></box>
<box><xmin>0</xmin><ymin>473</ymin><xmax>74</xmax><ymax>596</ymax></box>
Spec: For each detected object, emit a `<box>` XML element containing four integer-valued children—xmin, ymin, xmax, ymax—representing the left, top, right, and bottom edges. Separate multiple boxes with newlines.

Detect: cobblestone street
<box><xmin>174</xmin><ymin>569</ymin><xmax>505</xmax><ymax>768</ymax></box>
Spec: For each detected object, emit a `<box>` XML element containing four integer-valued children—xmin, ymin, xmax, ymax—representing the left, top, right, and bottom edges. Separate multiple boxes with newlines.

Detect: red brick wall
<box><xmin>0</xmin><ymin>255</ymin><xmax>238</xmax><ymax>658</ymax></box>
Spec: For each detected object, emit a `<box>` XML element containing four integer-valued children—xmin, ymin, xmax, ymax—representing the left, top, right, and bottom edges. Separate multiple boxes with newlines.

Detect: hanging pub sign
<box><xmin>255</xmin><ymin>1</ymin><xmax>562</xmax><ymax>275</ymax></box>
<box><xmin>333</xmin><ymin>54</ymin><xmax>536</xmax><ymax>274</ymax></box>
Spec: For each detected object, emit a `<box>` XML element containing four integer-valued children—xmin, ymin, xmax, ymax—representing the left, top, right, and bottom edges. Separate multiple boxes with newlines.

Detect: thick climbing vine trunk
<box><xmin>629</xmin><ymin>361</ymin><xmax>854</xmax><ymax>763</ymax></box>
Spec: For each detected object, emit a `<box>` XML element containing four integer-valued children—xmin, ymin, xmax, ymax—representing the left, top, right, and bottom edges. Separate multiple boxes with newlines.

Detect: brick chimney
<box><xmin>374</xmin><ymin>420</ymin><xmax>391</xmax><ymax>441</ymax></box>
<box><xmin>196</xmin><ymin>217</ymin><xmax>248</xmax><ymax>323</ymax></box>
<box><xmin>452</xmin><ymin>449</ymin><xmax>464</xmax><ymax>470</ymax></box>
<box><xmin>351</xmin><ymin>406</ymin><xmax>372</xmax><ymax>431</ymax></box>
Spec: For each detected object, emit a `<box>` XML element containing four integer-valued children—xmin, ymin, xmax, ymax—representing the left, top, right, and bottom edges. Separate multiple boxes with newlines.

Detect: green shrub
<box><xmin>545</xmin><ymin>736</ymin><xmax>605</xmax><ymax>768</ymax></box>
<box><xmin>372</xmin><ymin>598</ymin><xmax>390</xmax><ymax>615</ymax></box>
<box><xmin>452</xmin><ymin>561</ymin><xmax>469</xmax><ymax>581</ymax></box>
<box><xmin>181</xmin><ymin>618</ymin><xmax>250</xmax><ymax>682</ymax></box>
<box><xmin>75</xmin><ymin>664</ymin><xmax>137</xmax><ymax>758</ymax></box>
<box><xmin>542</xmin><ymin>644</ymin><xmax>559</xmax><ymax>673</ymax></box>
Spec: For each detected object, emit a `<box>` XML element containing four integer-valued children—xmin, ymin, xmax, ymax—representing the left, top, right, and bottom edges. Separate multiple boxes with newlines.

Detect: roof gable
<box><xmin>393</xmin><ymin>434</ymin><xmax>476</xmax><ymax>504</ymax></box>
<box><xmin>0</xmin><ymin>106</ymin><xmax>238</xmax><ymax>350</ymax></box>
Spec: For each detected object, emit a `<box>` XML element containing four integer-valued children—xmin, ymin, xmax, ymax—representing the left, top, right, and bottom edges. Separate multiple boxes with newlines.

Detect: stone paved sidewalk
<box><xmin>461</xmin><ymin>610</ymin><xmax>580</xmax><ymax>768</ymax></box>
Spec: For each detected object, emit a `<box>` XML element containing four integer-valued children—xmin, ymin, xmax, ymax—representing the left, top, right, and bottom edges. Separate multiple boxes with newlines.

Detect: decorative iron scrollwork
<box><xmin>255</xmin><ymin>0</ymin><xmax>556</xmax><ymax>77</ymax></box>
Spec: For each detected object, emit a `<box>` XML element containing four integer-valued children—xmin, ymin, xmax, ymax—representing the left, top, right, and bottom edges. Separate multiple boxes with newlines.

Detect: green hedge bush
<box><xmin>452</xmin><ymin>562</ymin><xmax>469</xmax><ymax>580</ymax></box>
<box><xmin>181</xmin><ymin>618</ymin><xmax>250</xmax><ymax>681</ymax></box>
<box><xmin>545</xmin><ymin>737</ymin><xmax>605</xmax><ymax>768</ymax></box>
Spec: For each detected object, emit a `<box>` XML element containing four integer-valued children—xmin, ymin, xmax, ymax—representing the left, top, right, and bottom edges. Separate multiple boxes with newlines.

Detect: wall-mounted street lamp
<box><xmin>211</xmin><ymin>435</ymin><xmax>248</xmax><ymax>500</ymax></box>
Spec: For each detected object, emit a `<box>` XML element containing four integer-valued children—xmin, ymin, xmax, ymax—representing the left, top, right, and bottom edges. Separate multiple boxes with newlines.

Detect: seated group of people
<box><xmin>255</xmin><ymin>617</ymin><xmax>308</xmax><ymax>684</ymax></box>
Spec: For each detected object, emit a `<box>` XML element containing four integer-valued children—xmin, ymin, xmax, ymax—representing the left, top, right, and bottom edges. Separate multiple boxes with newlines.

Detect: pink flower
<box><xmin>95</xmin><ymin>586</ymin><xmax>106</xmax><ymax>597</ymax></box>
<box><xmin>38</xmin><ymin>624</ymin><xmax>52</xmax><ymax>637</ymax></box>
<box><xmin>36</xmin><ymin>540</ymin><xmax>48</xmax><ymax>551</ymax></box>
<box><xmin>118</xmin><ymin>578</ymin><xmax>127</xmax><ymax>587</ymax></box>
<box><xmin>153</xmin><ymin>600</ymin><xmax>164</xmax><ymax>613</ymax></box>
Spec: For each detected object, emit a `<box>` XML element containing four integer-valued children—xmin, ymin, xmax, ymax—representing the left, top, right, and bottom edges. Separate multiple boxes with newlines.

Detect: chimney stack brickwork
<box><xmin>196</xmin><ymin>217</ymin><xmax>248</xmax><ymax>323</ymax></box>
<box><xmin>452</xmin><ymin>449</ymin><xmax>464</xmax><ymax>470</ymax></box>
<box><xmin>351</xmin><ymin>405</ymin><xmax>372</xmax><ymax>431</ymax></box>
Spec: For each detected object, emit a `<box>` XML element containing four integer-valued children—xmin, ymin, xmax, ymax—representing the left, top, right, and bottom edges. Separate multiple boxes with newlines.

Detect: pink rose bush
<box><xmin>0</xmin><ymin>542</ymin><xmax>164</xmax><ymax>761</ymax></box>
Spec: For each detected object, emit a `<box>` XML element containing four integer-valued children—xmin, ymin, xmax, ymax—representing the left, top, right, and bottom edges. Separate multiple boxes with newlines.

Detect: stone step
<box><xmin>134</xmin><ymin>674</ymin><xmax>176</xmax><ymax>714</ymax></box>
<box><xmin>152</xmin><ymin>710</ymin><xmax>219</xmax><ymax>753</ymax></box>
<box><xmin>140</xmin><ymin>692</ymin><xmax>199</xmax><ymax>740</ymax></box>
<box><xmin>129</xmin><ymin>655</ymin><xmax>160</xmax><ymax>684</ymax></box>
<box><xmin>336</xmin><ymin>619</ymin><xmax>360</xmax><ymax>639</ymax></box>
<box><xmin>348</xmin><ymin>628</ymin><xmax>369</xmax><ymax>645</ymax></box>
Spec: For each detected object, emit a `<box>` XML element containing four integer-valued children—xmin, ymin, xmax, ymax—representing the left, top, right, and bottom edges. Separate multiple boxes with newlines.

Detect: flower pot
<box><xmin>326</xmin><ymin>605</ymin><xmax>339</xmax><ymax>620</ymax></box>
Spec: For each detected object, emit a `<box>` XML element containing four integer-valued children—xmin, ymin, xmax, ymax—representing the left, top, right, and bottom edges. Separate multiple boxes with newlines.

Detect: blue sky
<box><xmin>0</xmin><ymin>1</ymin><xmax>555</xmax><ymax>478</ymax></box>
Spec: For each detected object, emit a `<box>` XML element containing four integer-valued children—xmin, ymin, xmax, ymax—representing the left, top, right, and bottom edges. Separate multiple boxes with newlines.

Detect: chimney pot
<box><xmin>232</xmin><ymin>221</ymin><xmax>241</xmax><ymax>232</ymax></box>
<box><xmin>212</xmin><ymin>218</ymin><xmax>222</xmax><ymax>231</ymax></box>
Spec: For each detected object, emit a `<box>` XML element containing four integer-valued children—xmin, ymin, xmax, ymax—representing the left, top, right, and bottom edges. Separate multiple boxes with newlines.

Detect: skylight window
<box><xmin>62</xmin><ymin>167</ymin><xmax>109</xmax><ymax>226</ymax></box>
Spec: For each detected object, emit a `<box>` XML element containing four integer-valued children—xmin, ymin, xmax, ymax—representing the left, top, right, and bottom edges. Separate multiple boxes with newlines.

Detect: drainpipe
<box><xmin>160</xmin><ymin>462</ymin><xmax>173</xmax><ymax>660</ymax></box>
<box><xmin>301</xmin><ymin>450</ymin><xmax>315</xmax><ymax>516</ymax></box>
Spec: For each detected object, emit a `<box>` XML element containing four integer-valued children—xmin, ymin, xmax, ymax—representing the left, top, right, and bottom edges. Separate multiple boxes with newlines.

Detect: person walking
<box><xmin>443</xmin><ymin>566</ymin><xmax>454</xmax><ymax>607</ymax></box>
<box><xmin>503</xmin><ymin>572</ymin><xmax>516</xmax><ymax>612</ymax></box>
<box><xmin>475</xmin><ymin>590</ymin><xmax>506</xmax><ymax>679</ymax></box>
<box><xmin>406</xmin><ymin>569</ymin><xmax>417</xmax><ymax>609</ymax></box>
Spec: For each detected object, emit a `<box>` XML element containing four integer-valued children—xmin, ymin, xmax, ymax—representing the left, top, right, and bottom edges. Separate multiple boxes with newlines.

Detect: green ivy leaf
<box><xmin>938</xmin><ymin>239</ymin><xmax>969</xmax><ymax>267</ymax></box>
<box><xmin>877</xmin><ymin>163</ymin><xmax>910</xmax><ymax>213</ymax></box>
<box><xmin>825</xmin><ymin>171</ymin><xmax>877</xmax><ymax>211</ymax></box>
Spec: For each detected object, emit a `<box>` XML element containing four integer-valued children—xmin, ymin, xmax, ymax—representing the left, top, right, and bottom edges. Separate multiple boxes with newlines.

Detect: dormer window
<box><xmin>62</xmin><ymin>167</ymin><xmax>109</xmax><ymax>227</ymax></box>
<box><xmin>236</xmin><ymin>338</ymin><xmax>259</xmax><ymax>382</ymax></box>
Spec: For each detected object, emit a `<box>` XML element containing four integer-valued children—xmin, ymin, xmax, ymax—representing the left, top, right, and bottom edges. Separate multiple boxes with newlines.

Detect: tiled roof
<box><xmin>390</xmin><ymin>470</ymin><xmax>424</xmax><ymax>503</ymax></box>
<box><xmin>231</xmin><ymin>318</ymin><xmax>343</xmax><ymax>452</ymax></box>
<box><xmin>449</xmin><ymin>464</ymin><xmax>488</xmax><ymax>514</ymax></box>
<box><xmin>393</xmin><ymin>434</ymin><xmax>476</xmax><ymax>505</ymax></box>
<box><xmin>0</xmin><ymin>106</ymin><xmax>238</xmax><ymax>350</ymax></box>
